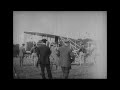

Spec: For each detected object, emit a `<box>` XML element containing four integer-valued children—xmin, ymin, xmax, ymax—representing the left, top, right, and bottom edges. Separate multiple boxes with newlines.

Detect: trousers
<box><xmin>61</xmin><ymin>66</ymin><xmax>71</xmax><ymax>79</ymax></box>
<box><xmin>40</xmin><ymin>64</ymin><xmax>52</xmax><ymax>79</ymax></box>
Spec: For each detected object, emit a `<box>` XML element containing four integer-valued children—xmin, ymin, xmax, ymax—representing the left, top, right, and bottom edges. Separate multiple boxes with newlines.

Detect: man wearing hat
<box><xmin>58</xmin><ymin>40</ymin><xmax>73</xmax><ymax>79</ymax></box>
<box><xmin>19</xmin><ymin>44</ymin><xmax>25</xmax><ymax>67</ymax></box>
<box><xmin>36</xmin><ymin>39</ymin><xmax>52</xmax><ymax>79</ymax></box>
<box><xmin>79</xmin><ymin>44</ymin><xmax>87</xmax><ymax>63</ymax></box>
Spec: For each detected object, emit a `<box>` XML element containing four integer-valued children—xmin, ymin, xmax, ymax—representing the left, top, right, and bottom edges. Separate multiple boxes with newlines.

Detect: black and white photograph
<box><xmin>13</xmin><ymin>11</ymin><xmax>107</xmax><ymax>79</ymax></box>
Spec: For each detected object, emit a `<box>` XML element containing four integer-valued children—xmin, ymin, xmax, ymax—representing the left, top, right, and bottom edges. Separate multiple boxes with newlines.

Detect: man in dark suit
<box><xmin>36</xmin><ymin>39</ymin><xmax>52</xmax><ymax>79</ymax></box>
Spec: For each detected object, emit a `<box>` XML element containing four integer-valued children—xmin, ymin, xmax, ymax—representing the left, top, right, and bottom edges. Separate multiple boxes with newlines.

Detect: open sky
<box><xmin>13</xmin><ymin>11</ymin><xmax>106</xmax><ymax>45</ymax></box>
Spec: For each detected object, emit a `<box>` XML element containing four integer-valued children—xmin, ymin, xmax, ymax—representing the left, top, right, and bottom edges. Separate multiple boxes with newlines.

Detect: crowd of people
<box><xmin>14</xmin><ymin>38</ymin><xmax>92</xmax><ymax>79</ymax></box>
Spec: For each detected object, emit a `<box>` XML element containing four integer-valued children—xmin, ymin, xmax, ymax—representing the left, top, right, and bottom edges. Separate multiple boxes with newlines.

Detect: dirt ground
<box><xmin>13</xmin><ymin>57</ymin><xmax>97</xmax><ymax>79</ymax></box>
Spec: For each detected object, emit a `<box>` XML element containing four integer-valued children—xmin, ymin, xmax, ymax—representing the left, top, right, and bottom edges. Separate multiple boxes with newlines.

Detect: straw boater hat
<box><xmin>64</xmin><ymin>40</ymin><xmax>69</xmax><ymax>43</ymax></box>
<box><xmin>64</xmin><ymin>40</ymin><xmax>70</xmax><ymax>46</ymax></box>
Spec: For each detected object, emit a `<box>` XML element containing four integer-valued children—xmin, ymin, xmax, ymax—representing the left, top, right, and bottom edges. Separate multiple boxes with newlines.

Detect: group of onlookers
<box><xmin>15</xmin><ymin>39</ymin><xmax>75</xmax><ymax>79</ymax></box>
<box><xmin>14</xmin><ymin>38</ymin><xmax>95</xmax><ymax>79</ymax></box>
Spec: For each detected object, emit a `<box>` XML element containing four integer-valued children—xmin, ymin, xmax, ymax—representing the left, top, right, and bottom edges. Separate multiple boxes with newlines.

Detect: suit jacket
<box><xmin>58</xmin><ymin>45</ymin><xmax>72</xmax><ymax>67</ymax></box>
<box><xmin>31</xmin><ymin>46</ymin><xmax>37</xmax><ymax>53</ymax></box>
<box><xmin>19</xmin><ymin>46</ymin><xmax>25</xmax><ymax>57</ymax></box>
<box><xmin>37</xmin><ymin>44</ymin><xmax>51</xmax><ymax>65</ymax></box>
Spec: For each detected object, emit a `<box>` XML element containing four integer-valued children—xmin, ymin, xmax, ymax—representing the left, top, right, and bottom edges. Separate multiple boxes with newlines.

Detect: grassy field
<box><xmin>13</xmin><ymin>56</ymin><xmax>96</xmax><ymax>79</ymax></box>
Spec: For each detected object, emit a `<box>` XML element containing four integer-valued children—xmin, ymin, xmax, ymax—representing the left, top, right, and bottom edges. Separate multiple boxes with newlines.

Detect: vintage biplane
<box><xmin>24</xmin><ymin>31</ymin><xmax>94</xmax><ymax>64</ymax></box>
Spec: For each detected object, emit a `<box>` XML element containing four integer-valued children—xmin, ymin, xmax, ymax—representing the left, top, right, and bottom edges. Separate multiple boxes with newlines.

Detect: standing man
<box><xmin>79</xmin><ymin>45</ymin><xmax>87</xmax><ymax>63</ymax></box>
<box><xmin>19</xmin><ymin>44</ymin><xmax>25</xmax><ymax>67</ymax></box>
<box><xmin>31</xmin><ymin>44</ymin><xmax>38</xmax><ymax>66</ymax></box>
<box><xmin>37</xmin><ymin>39</ymin><xmax>52</xmax><ymax>79</ymax></box>
<box><xmin>58</xmin><ymin>40</ymin><xmax>73</xmax><ymax>79</ymax></box>
<box><xmin>50</xmin><ymin>44</ymin><xmax>59</xmax><ymax>70</ymax></box>
<box><xmin>36</xmin><ymin>40</ymin><xmax>42</xmax><ymax>68</ymax></box>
